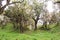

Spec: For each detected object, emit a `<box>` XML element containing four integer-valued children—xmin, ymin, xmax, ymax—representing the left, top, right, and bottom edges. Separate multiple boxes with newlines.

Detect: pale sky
<box><xmin>45</xmin><ymin>0</ymin><xmax>55</xmax><ymax>13</ymax></box>
<box><xmin>2</xmin><ymin>0</ymin><xmax>6</xmax><ymax>6</ymax></box>
<box><xmin>2</xmin><ymin>0</ymin><xmax>14</xmax><ymax>10</ymax></box>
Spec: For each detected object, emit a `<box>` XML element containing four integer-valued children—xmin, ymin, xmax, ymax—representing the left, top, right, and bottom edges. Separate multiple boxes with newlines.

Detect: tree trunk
<box><xmin>55</xmin><ymin>22</ymin><xmax>59</xmax><ymax>27</ymax></box>
<box><xmin>34</xmin><ymin>20</ymin><xmax>37</xmax><ymax>30</ymax></box>
<box><xmin>20</xmin><ymin>23</ymin><xmax>24</xmax><ymax>33</ymax></box>
<box><xmin>42</xmin><ymin>21</ymin><xmax>47</xmax><ymax>30</ymax></box>
<box><xmin>19</xmin><ymin>18</ymin><xmax>24</xmax><ymax>33</ymax></box>
<box><xmin>44</xmin><ymin>22</ymin><xmax>47</xmax><ymax>29</ymax></box>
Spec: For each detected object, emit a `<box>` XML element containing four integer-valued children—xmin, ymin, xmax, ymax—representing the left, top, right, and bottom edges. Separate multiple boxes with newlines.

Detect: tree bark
<box><xmin>34</xmin><ymin>20</ymin><xmax>37</xmax><ymax>30</ymax></box>
<box><xmin>32</xmin><ymin>16</ymin><xmax>39</xmax><ymax>30</ymax></box>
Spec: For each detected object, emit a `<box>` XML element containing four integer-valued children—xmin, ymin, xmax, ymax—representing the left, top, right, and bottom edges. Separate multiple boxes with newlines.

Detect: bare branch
<box><xmin>2</xmin><ymin>0</ymin><xmax>24</xmax><ymax>9</ymax></box>
<box><xmin>0</xmin><ymin>0</ymin><xmax>24</xmax><ymax>14</ymax></box>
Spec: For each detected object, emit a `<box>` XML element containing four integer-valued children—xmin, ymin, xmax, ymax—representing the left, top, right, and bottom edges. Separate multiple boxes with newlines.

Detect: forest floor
<box><xmin>0</xmin><ymin>23</ymin><xmax>60</xmax><ymax>40</ymax></box>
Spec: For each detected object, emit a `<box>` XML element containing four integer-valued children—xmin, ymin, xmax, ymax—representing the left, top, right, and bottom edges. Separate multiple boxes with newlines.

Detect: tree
<box><xmin>5</xmin><ymin>2</ymin><xmax>34</xmax><ymax>32</ymax></box>
<box><xmin>41</xmin><ymin>0</ymin><xmax>60</xmax><ymax>30</ymax></box>
<box><xmin>30</xmin><ymin>2</ymin><xmax>44</xmax><ymax>30</ymax></box>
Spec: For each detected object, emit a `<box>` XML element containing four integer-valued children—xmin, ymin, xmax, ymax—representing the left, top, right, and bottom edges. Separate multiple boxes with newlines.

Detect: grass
<box><xmin>0</xmin><ymin>23</ymin><xmax>60</xmax><ymax>40</ymax></box>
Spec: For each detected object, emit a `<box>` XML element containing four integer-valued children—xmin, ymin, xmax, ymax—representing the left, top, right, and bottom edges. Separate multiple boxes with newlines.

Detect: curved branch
<box><xmin>2</xmin><ymin>0</ymin><xmax>24</xmax><ymax>9</ymax></box>
<box><xmin>0</xmin><ymin>0</ymin><xmax>24</xmax><ymax>14</ymax></box>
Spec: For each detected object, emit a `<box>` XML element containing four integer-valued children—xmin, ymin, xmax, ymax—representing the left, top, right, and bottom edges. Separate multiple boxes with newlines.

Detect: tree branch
<box><xmin>2</xmin><ymin>0</ymin><xmax>24</xmax><ymax>9</ymax></box>
<box><xmin>0</xmin><ymin>0</ymin><xmax>24</xmax><ymax>14</ymax></box>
